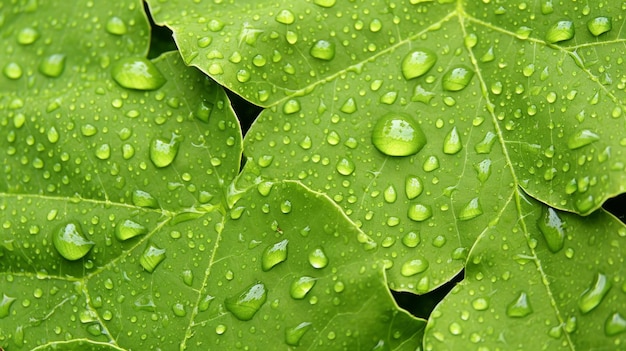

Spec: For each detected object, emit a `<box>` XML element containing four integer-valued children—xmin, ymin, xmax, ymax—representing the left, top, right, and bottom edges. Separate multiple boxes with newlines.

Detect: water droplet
<box><xmin>182</xmin><ymin>269</ymin><xmax>194</xmax><ymax>286</ymax></box>
<box><xmin>412</xmin><ymin>85</ymin><xmax>435</xmax><ymax>104</ymax></box>
<box><xmin>290</xmin><ymin>276</ymin><xmax>316</xmax><ymax>299</ymax></box>
<box><xmin>310</xmin><ymin>40</ymin><xmax>335</xmax><ymax>61</ymax></box>
<box><xmin>95</xmin><ymin>143</ymin><xmax>111</xmax><ymax>160</ymax></box>
<box><xmin>115</xmin><ymin>219</ymin><xmax>147</xmax><ymax>241</ymax></box>
<box><xmin>308</xmin><ymin>247</ymin><xmax>329</xmax><ymax>269</ymax></box>
<box><xmin>401</xmin><ymin>231</ymin><xmax>421</xmax><ymax>248</ymax></box>
<box><xmin>285</xmin><ymin>322</ymin><xmax>312</xmax><ymax>346</ymax></box>
<box><xmin>506</xmin><ymin>292</ymin><xmax>533</xmax><ymax>318</ymax></box>
<box><xmin>4</xmin><ymin>62</ymin><xmax>23</xmax><ymax>80</ymax></box>
<box><xmin>283</xmin><ymin>99</ymin><xmax>301</xmax><ymax>114</ymax></box>
<box><xmin>458</xmin><ymin>198</ymin><xmax>483</xmax><ymax>221</ymax></box>
<box><xmin>443</xmin><ymin>127</ymin><xmax>463</xmax><ymax>154</ymax></box>
<box><xmin>0</xmin><ymin>294</ymin><xmax>17</xmax><ymax>318</ymax></box>
<box><xmin>545</xmin><ymin>20</ymin><xmax>575</xmax><ymax>43</ymax></box>
<box><xmin>578</xmin><ymin>273</ymin><xmax>611</xmax><ymax>314</ymax></box>
<box><xmin>405</xmin><ymin>175</ymin><xmax>424</xmax><ymax>199</ymax></box>
<box><xmin>474</xmin><ymin>159</ymin><xmax>492</xmax><ymax>183</ymax></box>
<box><xmin>472</xmin><ymin>297</ymin><xmax>489</xmax><ymax>311</ymax></box>
<box><xmin>262</xmin><ymin>239</ymin><xmax>289</xmax><ymax>271</ymax></box>
<box><xmin>422</xmin><ymin>155</ymin><xmax>440</xmax><ymax>172</ymax></box>
<box><xmin>106</xmin><ymin>16</ymin><xmax>127</xmax><ymax>35</ymax></box>
<box><xmin>336</xmin><ymin>157</ymin><xmax>355</xmax><ymax>176</ymax></box>
<box><xmin>39</xmin><ymin>54</ymin><xmax>66</xmax><ymax>78</ymax></box>
<box><xmin>541</xmin><ymin>0</ymin><xmax>554</xmax><ymax>14</ymax></box>
<box><xmin>140</xmin><ymin>243</ymin><xmax>166</xmax><ymax>273</ymax></box>
<box><xmin>276</xmin><ymin>9</ymin><xmax>295</xmax><ymax>24</ymax></box>
<box><xmin>225</xmin><ymin>282</ymin><xmax>267</xmax><ymax>321</ymax></box>
<box><xmin>172</xmin><ymin>303</ymin><xmax>187</xmax><ymax>317</ymax></box>
<box><xmin>537</xmin><ymin>207</ymin><xmax>565</xmax><ymax>253</ymax></box>
<box><xmin>567</xmin><ymin>129</ymin><xmax>599</xmax><ymax>150</ymax></box>
<box><xmin>605</xmin><ymin>312</ymin><xmax>626</xmax><ymax>336</ymax></box>
<box><xmin>475</xmin><ymin>131</ymin><xmax>497</xmax><ymax>154</ymax></box>
<box><xmin>587</xmin><ymin>17</ymin><xmax>612</xmax><ymax>36</ymax></box>
<box><xmin>407</xmin><ymin>203</ymin><xmax>432</xmax><ymax>222</ymax></box>
<box><xmin>132</xmin><ymin>190</ymin><xmax>159</xmax><ymax>209</ymax></box>
<box><xmin>401</xmin><ymin>49</ymin><xmax>437</xmax><ymax>80</ymax></box>
<box><xmin>401</xmin><ymin>258</ymin><xmax>429</xmax><ymax>276</ymax></box>
<box><xmin>340</xmin><ymin>97</ymin><xmax>357</xmax><ymax>114</ymax></box>
<box><xmin>150</xmin><ymin>133</ymin><xmax>182</xmax><ymax>168</ymax></box>
<box><xmin>442</xmin><ymin>66</ymin><xmax>474</xmax><ymax>91</ymax></box>
<box><xmin>371</xmin><ymin>113</ymin><xmax>427</xmax><ymax>157</ymax></box>
<box><xmin>111</xmin><ymin>57</ymin><xmax>166</xmax><ymax>91</ymax></box>
<box><xmin>314</xmin><ymin>0</ymin><xmax>336</xmax><ymax>7</ymax></box>
<box><xmin>52</xmin><ymin>222</ymin><xmax>94</xmax><ymax>261</ymax></box>
<box><xmin>383</xmin><ymin>185</ymin><xmax>397</xmax><ymax>203</ymax></box>
<box><xmin>47</xmin><ymin>127</ymin><xmax>60</xmax><ymax>143</ymax></box>
<box><xmin>17</xmin><ymin>27</ymin><xmax>39</xmax><ymax>45</ymax></box>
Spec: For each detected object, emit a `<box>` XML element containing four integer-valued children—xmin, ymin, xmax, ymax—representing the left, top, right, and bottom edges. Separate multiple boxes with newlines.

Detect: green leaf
<box><xmin>0</xmin><ymin>1</ymin><xmax>423</xmax><ymax>350</ymax></box>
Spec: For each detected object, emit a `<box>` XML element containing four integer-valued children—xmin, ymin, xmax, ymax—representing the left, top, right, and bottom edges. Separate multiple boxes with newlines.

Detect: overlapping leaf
<box><xmin>0</xmin><ymin>1</ymin><xmax>423</xmax><ymax>350</ymax></box>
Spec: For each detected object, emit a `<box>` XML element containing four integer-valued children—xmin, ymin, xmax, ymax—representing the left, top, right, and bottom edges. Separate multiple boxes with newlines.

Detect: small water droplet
<box><xmin>106</xmin><ymin>16</ymin><xmax>127</xmax><ymax>35</ymax></box>
<box><xmin>567</xmin><ymin>129</ymin><xmax>599</xmax><ymax>150</ymax></box>
<box><xmin>47</xmin><ymin>126</ymin><xmax>60</xmax><ymax>144</ymax></box>
<box><xmin>545</xmin><ymin>20</ymin><xmax>575</xmax><ymax>43</ymax></box>
<box><xmin>506</xmin><ymin>292</ymin><xmax>533</xmax><ymax>318</ymax></box>
<box><xmin>442</xmin><ymin>66</ymin><xmax>474</xmax><ymax>91</ymax></box>
<box><xmin>290</xmin><ymin>276</ymin><xmax>316</xmax><ymax>299</ymax></box>
<box><xmin>112</xmin><ymin>57</ymin><xmax>166</xmax><ymax>91</ymax></box>
<box><xmin>443</xmin><ymin>127</ymin><xmax>463</xmax><ymax>154</ymax></box>
<box><xmin>336</xmin><ymin>157</ymin><xmax>355</xmax><ymax>175</ymax></box>
<box><xmin>276</xmin><ymin>9</ymin><xmax>295</xmax><ymax>24</ymax></box>
<box><xmin>475</xmin><ymin>132</ymin><xmax>497</xmax><ymax>154</ymax></box>
<box><xmin>401</xmin><ymin>49</ymin><xmax>437</xmax><ymax>80</ymax></box>
<box><xmin>132</xmin><ymin>190</ymin><xmax>159</xmax><ymax>209</ymax></box>
<box><xmin>422</xmin><ymin>155</ymin><xmax>440</xmax><ymax>172</ymax></box>
<box><xmin>17</xmin><ymin>27</ymin><xmax>39</xmax><ymax>45</ymax></box>
<box><xmin>115</xmin><ymin>219</ymin><xmax>147</xmax><ymax>241</ymax></box>
<box><xmin>472</xmin><ymin>297</ymin><xmax>489</xmax><ymax>311</ymax></box>
<box><xmin>0</xmin><ymin>294</ymin><xmax>17</xmax><ymax>318</ymax></box>
<box><xmin>150</xmin><ymin>133</ymin><xmax>182</xmax><ymax>168</ymax></box>
<box><xmin>310</xmin><ymin>40</ymin><xmax>335</xmax><ymax>60</ymax></box>
<box><xmin>340</xmin><ymin>97</ymin><xmax>357</xmax><ymax>114</ymax></box>
<box><xmin>182</xmin><ymin>269</ymin><xmax>194</xmax><ymax>286</ymax></box>
<box><xmin>262</xmin><ymin>239</ymin><xmax>289</xmax><ymax>271</ymax></box>
<box><xmin>578</xmin><ymin>273</ymin><xmax>611</xmax><ymax>314</ymax></box>
<box><xmin>383</xmin><ymin>185</ymin><xmax>397</xmax><ymax>203</ymax></box>
<box><xmin>285</xmin><ymin>322</ymin><xmax>312</xmax><ymax>346</ymax></box>
<box><xmin>458</xmin><ymin>198</ymin><xmax>483</xmax><ymax>221</ymax></box>
<box><xmin>541</xmin><ymin>0</ymin><xmax>554</xmax><ymax>14</ymax></box>
<box><xmin>405</xmin><ymin>175</ymin><xmax>424</xmax><ymax>199</ymax></box>
<box><xmin>605</xmin><ymin>312</ymin><xmax>626</xmax><ymax>336</ymax></box>
<box><xmin>587</xmin><ymin>16</ymin><xmax>612</xmax><ymax>36</ymax></box>
<box><xmin>537</xmin><ymin>207</ymin><xmax>565</xmax><ymax>253</ymax></box>
<box><xmin>225</xmin><ymin>282</ymin><xmax>267</xmax><ymax>321</ymax></box>
<box><xmin>412</xmin><ymin>85</ymin><xmax>435</xmax><ymax>104</ymax></box>
<box><xmin>371</xmin><ymin>113</ymin><xmax>427</xmax><ymax>157</ymax></box>
<box><xmin>4</xmin><ymin>62</ymin><xmax>23</xmax><ymax>80</ymax></box>
<box><xmin>140</xmin><ymin>243</ymin><xmax>166</xmax><ymax>273</ymax></box>
<box><xmin>401</xmin><ymin>231</ymin><xmax>421</xmax><ymax>248</ymax></box>
<box><xmin>308</xmin><ymin>247</ymin><xmax>329</xmax><ymax>269</ymax></box>
<box><xmin>407</xmin><ymin>203</ymin><xmax>432</xmax><ymax>222</ymax></box>
<box><xmin>283</xmin><ymin>99</ymin><xmax>301</xmax><ymax>114</ymax></box>
<box><xmin>474</xmin><ymin>159</ymin><xmax>492</xmax><ymax>183</ymax></box>
<box><xmin>95</xmin><ymin>143</ymin><xmax>111</xmax><ymax>160</ymax></box>
<box><xmin>400</xmin><ymin>257</ymin><xmax>429</xmax><ymax>276</ymax></box>
<box><xmin>39</xmin><ymin>54</ymin><xmax>66</xmax><ymax>78</ymax></box>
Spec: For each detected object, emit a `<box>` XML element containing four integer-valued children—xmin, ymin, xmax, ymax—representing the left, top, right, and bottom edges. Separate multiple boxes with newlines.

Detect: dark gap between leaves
<box><xmin>392</xmin><ymin>269</ymin><xmax>465</xmax><ymax>320</ymax></box>
<box><xmin>145</xmin><ymin>1</ymin><xmax>178</xmax><ymax>59</ymax></box>
<box><xmin>603</xmin><ymin>193</ymin><xmax>626</xmax><ymax>224</ymax></box>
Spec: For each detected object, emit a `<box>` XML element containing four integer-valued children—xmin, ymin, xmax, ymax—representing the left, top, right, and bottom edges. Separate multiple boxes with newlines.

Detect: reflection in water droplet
<box><xmin>111</xmin><ymin>57</ymin><xmax>166</xmax><ymax>91</ymax></box>
<box><xmin>407</xmin><ymin>203</ymin><xmax>432</xmax><ymax>222</ymax></box>
<box><xmin>545</xmin><ymin>20</ymin><xmax>575</xmax><ymax>43</ymax></box>
<box><xmin>537</xmin><ymin>207</ymin><xmax>565</xmax><ymax>253</ymax></box>
<box><xmin>262</xmin><ymin>239</ymin><xmax>289</xmax><ymax>271</ymax></box>
<box><xmin>225</xmin><ymin>282</ymin><xmax>267</xmax><ymax>321</ymax></box>
<box><xmin>39</xmin><ymin>54</ymin><xmax>66</xmax><ymax>78</ymax></box>
<box><xmin>308</xmin><ymin>247</ymin><xmax>329</xmax><ymax>269</ymax></box>
<box><xmin>310</xmin><ymin>40</ymin><xmax>335</xmax><ymax>61</ymax></box>
<box><xmin>578</xmin><ymin>273</ymin><xmax>611</xmax><ymax>314</ymax></box>
<box><xmin>53</xmin><ymin>222</ymin><xmax>94</xmax><ymax>261</ymax></box>
<box><xmin>506</xmin><ymin>292</ymin><xmax>533</xmax><ymax>318</ymax></box>
<box><xmin>115</xmin><ymin>219</ymin><xmax>147</xmax><ymax>241</ymax></box>
<box><xmin>442</xmin><ymin>66</ymin><xmax>474</xmax><ymax>91</ymax></box>
<box><xmin>567</xmin><ymin>129</ymin><xmax>599</xmax><ymax>150</ymax></box>
<box><xmin>400</xmin><ymin>258</ymin><xmax>429</xmax><ymax>276</ymax></box>
<box><xmin>140</xmin><ymin>243</ymin><xmax>166</xmax><ymax>273</ymax></box>
<box><xmin>371</xmin><ymin>114</ymin><xmax>427</xmax><ymax>157</ymax></box>
<box><xmin>150</xmin><ymin>133</ymin><xmax>182</xmax><ymax>168</ymax></box>
<box><xmin>458</xmin><ymin>198</ymin><xmax>483</xmax><ymax>221</ymax></box>
<box><xmin>605</xmin><ymin>312</ymin><xmax>626</xmax><ymax>336</ymax></box>
<box><xmin>290</xmin><ymin>276</ymin><xmax>316</xmax><ymax>299</ymax></box>
<box><xmin>443</xmin><ymin>127</ymin><xmax>462</xmax><ymax>154</ymax></box>
<box><xmin>401</xmin><ymin>49</ymin><xmax>437</xmax><ymax>80</ymax></box>
<box><xmin>285</xmin><ymin>322</ymin><xmax>312</xmax><ymax>346</ymax></box>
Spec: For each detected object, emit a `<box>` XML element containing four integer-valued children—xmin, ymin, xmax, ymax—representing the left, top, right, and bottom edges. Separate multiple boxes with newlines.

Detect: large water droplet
<box><xmin>400</xmin><ymin>258</ymin><xmax>429</xmax><ymax>276</ymax></box>
<box><xmin>150</xmin><ymin>133</ymin><xmax>182</xmax><ymax>168</ymax></box>
<box><xmin>310</xmin><ymin>40</ymin><xmax>335</xmax><ymax>61</ymax></box>
<box><xmin>262</xmin><ymin>239</ymin><xmax>289</xmax><ymax>271</ymax></box>
<box><xmin>442</xmin><ymin>66</ymin><xmax>474</xmax><ymax>91</ymax></box>
<box><xmin>401</xmin><ymin>49</ymin><xmax>437</xmax><ymax>80</ymax></box>
<box><xmin>308</xmin><ymin>247</ymin><xmax>329</xmax><ymax>269</ymax></box>
<box><xmin>106</xmin><ymin>16</ymin><xmax>128</xmax><ymax>35</ymax></box>
<box><xmin>39</xmin><ymin>54</ymin><xmax>66</xmax><ymax>78</ymax></box>
<box><xmin>0</xmin><ymin>294</ymin><xmax>17</xmax><ymax>318</ymax></box>
<box><xmin>405</xmin><ymin>175</ymin><xmax>424</xmax><ymax>199</ymax></box>
<box><xmin>545</xmin><ymin>20</ymin><xmax>575</xmax><ymax>43</ymax></box>
<box><xmin>587</xmin><ymin>17</ymin><xmax>612</xmax><ymax>36</ymax></box>
<box><xmin>285</xmin><ymin>322</ymin><xmax>312</xmax><ymax>346</ymax></box>
<box><xmin>290</xmin><ymin>276</ymin><xmax>316</xmax><ymax>299</ymax></box>
<box><xmin>314</xmin><ymin>0</ymin><xmax>336</xmax><ymax>7</ymax></box>
<box><xmin>407</xmin><ymin>203</ymin><xmax>432</xmax><ymax>222</ymax></box>
<box><xmin>140</xmin><ymin>243</ymin><xmax>166</xmax><ymax>273</ymax></box>
<box><xmin>17</xmin><ymin>27</ymin><xmax>39</xmax><ymax>45</ymax></box>
<box><xmin>567</xmin><ymin>129</ymin><xmax>599</xmax><ymax>150</ymax></box>
<box><xmin>371</xmin><ymin>113</ymin><xmax>427</xmax><ymax>156</ymax></box>
<box><xmin>336</xmin><ymin>157</ymin><xmax>355</xmax><ymax>175</ymax></box>
<box><xmin>53</xmin><ymin>222</ymin><xmax>94</xmax><ymax>261</ymax></box>
<box><xmin>578</xmin><ymin>273</ymin><xmax>611</xmax><ymax>314</ymax></box>
<box><xmin>4</xmin><ymin>62</ymin><xmax>23</xmax><ymax>80</ymax></box>
<box><xmin>115</xmin><ymin>219</ymin><xmax>147</xmax><ymax>241</ymax></box>
<box><xmin>474</xmin><ymin>159</ymin><xmax>492</xmax><ymax>183</ymax></box>
<box><xmin>506</xmin><ymin>292</ymin><xmax>533</xmax><ymax>318</ymax></box>
<box><xmin>458</xmin><ymin>198</ymin><xmax>483</xmax><ymax>221</ymax></box>
<box><xmin>225</xmin><ymin>282</ymin><xmax>267</xmax><ymax>321</ymax></box>
<box><xmin>111</xmin><ymin>57</ymin><xmax>166</xmax><ymax>91</ymax></box>
<box><xmin>475</xmin><ymin>131</ymin><xmax>497</xmax><ymax>154</ymax></box>
<box><xmin>605</xmin><ymin>312</ymin><xmax>626</xmax><ymax>336</ymax></box>
<box><xmin>537</xmin><ymin>207</ymin><xmax>565</xmax><ymax>253</ymax></box>
<box><xmin>443</xmin><ymin>126</ymin><xmax>462</xmax><ymax>154</ymax></box>
<box><xmin>132</xmin><ymin>190</ymin><xmax>159</xmax><ymax>208</ymax></box>
<box><xmin>401</xmin><ymin>231</ymin><xmax>421</xmax><ymax>248</ymax></box>
<box><xmin>383</xmin><ymin>185</ymin><xmax>397</xmax><ymax>203</ymax></box>
<box><xmin>276</xmin><ymin>9</ymin><xmax>295</xmax><ymax>24</ymax></box>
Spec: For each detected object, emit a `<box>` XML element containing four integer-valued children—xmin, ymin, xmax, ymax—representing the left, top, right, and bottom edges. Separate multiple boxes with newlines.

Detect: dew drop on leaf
<box><xmin>545</xmin><ymin>20</ymin><xmax>575</xmax><ymax>43</ymax></box>
<box><xmin>139</xmin><ymin>243</ymin><xmax>166</xmax><ymax>273</ymax></box>
<box><xmin>383</xmin><ymin>185</ymin><xmax>397</xmax><ymax>203</ymax></box>
<box><xmin>471</xmin><ymin>297</ymin><xmax>489</xmax><ymax>311</ymax></box>
<box><xmin>442</xmin><ymin>126</ymin><xmax>462</xmax><ymax>154</ymax></box>
<box><xmin>106</xmin><ymin>16</ymin><xmax>128</xmax><ymax>35</ymax></box>
<box><xmin>39</xmin><ymin>54</ymin><xmax>66</xmax><ymax>78</ymax></box>
<box><xmin>132</xmin><ymin>190</ymin><xmax>159</xmax><ymax>208</ymax></box>
<box><xmin>182</xmin><ymin>269</ymin><xmax>194</xmax><ymax>287</ymax></box>
<box><xmin>605</xmin><ymin>312</ymin><xmax>626</xmax><ymax>336</ymax></box>
<box><xmin>172</xmin><ymin>303</ymin><xmax>186</xmax><ymax>317</ymax></box>
<box><xmin>0</xmin><ymin>293</ymin><xmax>17</xmax><ymax>319</ymax></box>
<box><xmin>578</xmin><ymin>273</ymin><xmax>611</xmax><ymax>314</ymax></box>
<box><xmin>308</xmin><ymin>247</ymin><xmax>329</xmax><ymax>269</ymax></box>
<box><xmin>150</xmin><ymin>133</ymin><xmax>182</xmax><ymax>168</ymax></box>
<box><xmin>474</xmin><ymin>131</ymin><xmax>497</xmax><ymax>154</ymax></box>
<box><xmin>261</xmin><ymin>239</ymin><xmax>289</xmax><ymax>271</ymax></box>
<box><xmin>442</xmin><ymin>66</ymin><xmax>474</xmax><ymax>91</ymax></box>
<box><xmin>313</xmin><ymin>0</ymin><xmax>336</xmax><ymax>7</ymax></box>
<box><xmin>275</xmin><ymin>9</ymin><xmax>295</xmax><ymax>25</ymax></box>
<box><xmin>536</xmin><ymin>207</ymin><xmax>565</xmax><ymax>253</ymax></box>
<box><xmin>405</xmin><ymin>175</ymin><xmax>424</xmax><ymax>200</ymax></box>
<box><xmin>285</xmin><ymin>322</ymin><xmax>312</xmax><ymax>346</ymax></box>
<box><xmin>309</xmin><ymin>40</ymin><xmax>335</xmax><ymax>61</ymax></box>
<box><xmin>400</xmin><ymin>258</ymin><xmax>429</xmax><ymax>277</ymax></box>
<box><xmin>587</xmin><ymin>16</ymin><xmax>612</xmax><ymax>36</ymax></box>
<box><xmin>506</xmin><ymin>292</ymin><xmax>533</xmax><ymax>318</ymax></box>
<box><xmin>371</xmin><ymin>113</ymin><xmax>427</xmax><ymax>157</ymax></box>
<box><xmin>111</xmin><ymin>57</ymin><xmax>166</xmax><ymax>91</ymax></box>
<box><xmin>567</xmin><ymin>129</ymin><xmax>600</xmax><ymax>150</ymax></box>
<box><xmin>115</xmin><ymin>219</ymin><xmax>148</xmax><ymax>241</ymax></box>
<box><xmin>422</xmin><ymin>155</ymin><xmax>440</xmax><ymax>172</ymax></box>
<box><xmin>336</xmin><ymin>157</ymin><xmax>355</xmax><ymax>175</ymax></box>
<box><xmin>401</xmin><ymin>49</ymin><xmax>437</xmax><ymax>80</ymax></box>
<box><xmin>458</xmin><ymin>198</ymin><xmax>483</xmax><ymax>221</ymax></box>
<box><xmin>290</xmin><ymin>276</ymin><xmax>316</xmax><ymax>299</ymax></box>
<box><xmin>224</xmin><ymin>282</ymin><xmax>268</xmax><ymax>321</ymax></box>
<box><xmin>401</xmin><ymin>231</ymin><xmax>421</xmax><ymax>248</ymax></box>
<box><xmin>407</xmin><ymin>203</ymin><xmax>432</xmax><ymax>222</ymax></box>
<box><xmin>3</xmin><ymin>62</ymin><xmax>23</xmax><ymax>80</ymax></box>
<box><xmin>17</xmin><ymin>27</ymin><xmax>39</xmax><ymax>45</ymax></box>
<box><xmin>52</xmin><ymin>222</ymin><xmax>94</xmax><ymax>261</ymax></box>
<box><xmin>474</xmin><ymin>159</ymin><xmax>492</xmax><ymax>183</ymax></box>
